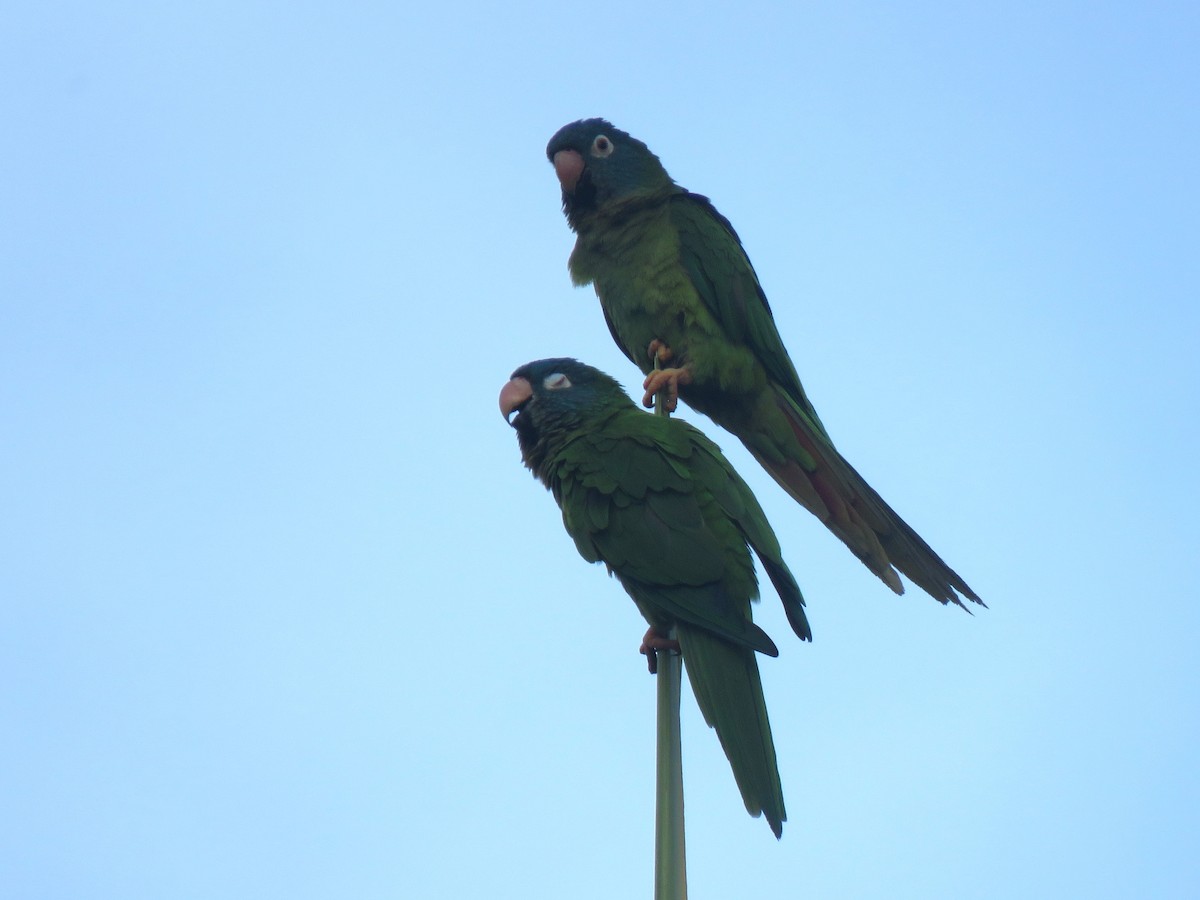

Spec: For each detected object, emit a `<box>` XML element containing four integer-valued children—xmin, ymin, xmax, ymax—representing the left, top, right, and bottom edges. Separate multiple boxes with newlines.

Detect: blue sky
<box><xmin>3</xmin><ymin>3</ymin><xmax>1198</xmax><ymax>897</ymax></box>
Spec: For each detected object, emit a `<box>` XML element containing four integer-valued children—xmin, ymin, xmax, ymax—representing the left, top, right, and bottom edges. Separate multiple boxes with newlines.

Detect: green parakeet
<box><xmin>546</xmin><ymin>118</ymin><xmax>982</xmax><ymax>609</ymax></box>
<box><xmin>500</xmin><ymin>357</ymin><xmax>809</xmax><ymax>837</ymax></box>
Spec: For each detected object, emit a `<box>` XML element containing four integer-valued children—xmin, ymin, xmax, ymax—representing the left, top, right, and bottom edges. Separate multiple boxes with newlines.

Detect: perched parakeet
<box><xmin>500</xmin><ymin>357</ymin><xmax>809</xmax><ymax>837</ymax></box>
<box><xmin>546</xmin><ymin>118</ymin><xmax>982</xmax><ymax>608</ymax></box>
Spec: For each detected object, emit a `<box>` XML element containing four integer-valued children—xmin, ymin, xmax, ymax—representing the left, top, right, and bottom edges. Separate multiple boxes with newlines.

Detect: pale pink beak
<box><xmin>499</xmin><ymin>377</ymin><xmax>533</xmax><ymax>424</ymax></box>
<box><xmin>552</xmin><ymin>149</ymin><xmax>584</xmax><ymax>192</ymax></box>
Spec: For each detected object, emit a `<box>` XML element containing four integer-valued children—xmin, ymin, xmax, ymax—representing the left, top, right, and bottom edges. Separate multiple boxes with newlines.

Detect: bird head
<box><xmin>546</xmin><ymin>118</ymin><xmax>675</xmax><ymax>229</ymax></box>
<box><xmin>499</xmin><ymin>357</ymin><xmax>629</xmax><ymax>478</ymax></box>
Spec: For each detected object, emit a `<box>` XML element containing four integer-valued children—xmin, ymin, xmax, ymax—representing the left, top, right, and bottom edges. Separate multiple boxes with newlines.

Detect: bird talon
<box><xmin>642</xmin><ymin>366</ymin><xmax>692</xmax><ymax>411</ymax></box>
<box><xmin>647</xmin><ymin>339</ymin><xmax>675</xmax><ymax>365</ymax></box>
<box><xmin>640</xmin><ymin>627</ymin><xmax>680</xmax><ymax>674</ymax></box>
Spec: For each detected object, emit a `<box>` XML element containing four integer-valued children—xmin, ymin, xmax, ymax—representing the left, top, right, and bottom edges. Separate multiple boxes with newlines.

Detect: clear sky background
<box><xmin>3</xmin><ymin>3</ymin><xmax>1198</xmax><ymax>898</ymax></box>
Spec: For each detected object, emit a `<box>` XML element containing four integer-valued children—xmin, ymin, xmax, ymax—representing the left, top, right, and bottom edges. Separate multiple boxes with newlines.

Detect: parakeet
<box><xmin>546</xmin><ymin>118</ymin><xmax>982</xmax><ymax>609</ymax></box>
<box><xmin>500</xmin><ymin>357</ymin><xmax>809</xmax><ymax>838</ymax></box>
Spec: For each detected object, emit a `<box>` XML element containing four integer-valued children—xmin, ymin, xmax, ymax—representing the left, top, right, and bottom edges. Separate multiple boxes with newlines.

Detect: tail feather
<box><xmin>750</xmin><ymin>442</ymin><xmax>904</xmax><ymax>596</ymax></box>
<box><xmin>845</xmin><ymin>458</ymin><xmax>984</xmax><ymax>607</ymax></box>
<box><xmin>676</xmin><ymin>622</ymin><xmax>786</xmax><ymax>838</ymax></box>
<box><xmin>767</xmin><ymin>387</ymin><xmax>982</xmax><ymax>608</ymax></box>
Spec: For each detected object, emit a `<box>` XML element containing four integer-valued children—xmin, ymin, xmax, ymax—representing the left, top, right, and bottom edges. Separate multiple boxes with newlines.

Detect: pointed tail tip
<box><xmin>954</xmin><ymin>590</ymin><xmax>987</xmax><ymax>614</ymax></box>
<box><xmin>950</xmin><ymin>577</ymin><xmax>985</xmax><ymax>611</ymax></box>
<box><xmin>882</xmin><ymin>566</ymin><xmax>905</xmax><ymax>595</ymax></box>
<box><xmin>753</xmin><ymin>806</ymin><xmax>785</xmax><ymax>839</ymax></box>
<box><xmin>893</xmin><ymin>565</ymin><xmax>984</xmax><ymax>611</ymax></box>
<box><xmin>965</xmin><ymin>588</ymin><xmax>987</xmax><ymax>609</ymax></box>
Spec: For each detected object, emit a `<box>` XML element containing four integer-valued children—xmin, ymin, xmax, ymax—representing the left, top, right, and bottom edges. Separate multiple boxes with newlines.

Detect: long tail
<box><xmin>676</xmin><ymin>622</ymin><xmax>786</xmax><ymax>838</ymax></box>
<box><xmin>751</xmin><ymin>386</ymin><xmax>984</xmax><ymax>608</ymax></box>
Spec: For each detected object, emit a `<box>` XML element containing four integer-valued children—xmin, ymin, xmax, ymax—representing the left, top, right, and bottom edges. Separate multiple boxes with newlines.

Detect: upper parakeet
<box><xmin>500</xmin><ymin>357</ymin><xmax>809</xmax><ymax>837</ymax></box>
<box><xmin>546</xmin><ymin>118</ymin><xmax>982</xmax><ymax>609</ymax></box>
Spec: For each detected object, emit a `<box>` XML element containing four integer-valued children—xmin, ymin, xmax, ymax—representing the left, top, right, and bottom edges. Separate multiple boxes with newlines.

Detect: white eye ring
<box><xmin>543</xmin><ymin>373</ymin><xmax>572</xmax><ymax>391</ymax></box>
<box><xmin>590</xmin><ymin>135</ymin><xmax>614</xmax><ymax>158</ymax></box>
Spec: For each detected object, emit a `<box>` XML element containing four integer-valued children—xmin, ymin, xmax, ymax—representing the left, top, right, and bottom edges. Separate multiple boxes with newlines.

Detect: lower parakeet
<box><xmin>500</xmin><ymin>357</ymin><xmax>810</xmax><ymax>838</ymax></box>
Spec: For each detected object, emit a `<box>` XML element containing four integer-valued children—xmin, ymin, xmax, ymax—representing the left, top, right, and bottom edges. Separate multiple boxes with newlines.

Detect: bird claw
<box><xmin>642</xmin><ymin>366</ymin><xmax>692</xmax><ymax>412</ymax></box>
<box><xmin>647</xmin><ymin>339</ymin><xmax>675</xmax><ymax>365</ymax></box>
<box><xmin>640</xmin><ymin>627</ymin><xmax>680</xmax><ymax>675</ymax></box>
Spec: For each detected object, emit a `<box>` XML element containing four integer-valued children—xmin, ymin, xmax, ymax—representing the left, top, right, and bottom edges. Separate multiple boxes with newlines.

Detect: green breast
<box><xmin>570</xmin><ymin>207</ymin><xmax>720</xmax><ymax>377</ymax></box>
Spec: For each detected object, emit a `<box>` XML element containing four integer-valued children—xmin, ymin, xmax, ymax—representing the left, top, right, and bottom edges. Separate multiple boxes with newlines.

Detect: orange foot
<box><xmin>647</xmin><ymin>339</ymin><xmax>675</xmax><ymax>364</ymax></box>
<box><xmin>642</xmin><ymin>366</ymin><xmax>692</xmax><ymax>411</ymax></box>
<box><xmin>640</xmin><ymin>627</ymin><xmax>681</xmax><ymax>675</ymax></box>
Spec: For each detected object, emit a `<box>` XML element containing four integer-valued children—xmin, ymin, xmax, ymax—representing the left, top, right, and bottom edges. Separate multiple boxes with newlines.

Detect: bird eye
<box><xmin>543</xmin><ymin>373</ymin><xmax>572</xmax><ymax>391</ymax></box>
<box><xmin>590</xmin><ymin>135</ymin><xmax>614</xmax><ymax>158</ymax></box>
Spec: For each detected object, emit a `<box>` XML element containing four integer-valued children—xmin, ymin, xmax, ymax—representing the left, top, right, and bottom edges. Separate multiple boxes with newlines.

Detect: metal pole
<box><xmin>652</xmin><ymin>353</ymin><xmax>687</xmax><ymax>900</ymax></box>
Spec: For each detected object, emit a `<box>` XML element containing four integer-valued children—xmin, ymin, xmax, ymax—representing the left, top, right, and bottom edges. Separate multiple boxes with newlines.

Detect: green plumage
<box><xmin>502</xmin><ymin>358</ymin><xmax>808</xmax><ymax>837</ymax></box>
<box><xmin>547</xmin><ymin>118</ymin><xmax>983</xmax><ymax>608</ymax></box>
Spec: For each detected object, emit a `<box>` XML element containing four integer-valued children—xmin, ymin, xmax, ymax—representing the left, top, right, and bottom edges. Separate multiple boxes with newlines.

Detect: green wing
<box><xmin>552</xmin><ymin>410</ymin><xmax>809</xmax><ymax>646</ymax></box>
<box><xmin>683</xmin><ymin>425</ymin><xmax>812</xmax><ymax>643</ymax></box>
<box><xmin>671</xmin><ymin>192</ymin><xmax>830</xmax><ymax>440</ymax></box>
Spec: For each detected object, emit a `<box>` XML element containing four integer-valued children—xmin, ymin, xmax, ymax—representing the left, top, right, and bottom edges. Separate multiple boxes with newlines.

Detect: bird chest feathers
<box><xmin>569</xmin><ymin>205</ymin><xmax>717</xmax><ymax>376</ymax></box>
